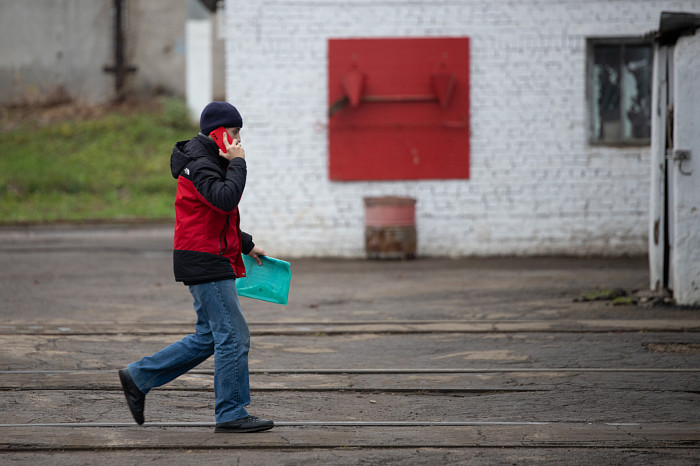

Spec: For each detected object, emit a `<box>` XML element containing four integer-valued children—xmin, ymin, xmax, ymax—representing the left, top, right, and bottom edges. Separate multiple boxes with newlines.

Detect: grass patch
<box><xmin>0</xmin><ymin>98</ymin><xmax>196</xmax><ymax>223</ymax></box>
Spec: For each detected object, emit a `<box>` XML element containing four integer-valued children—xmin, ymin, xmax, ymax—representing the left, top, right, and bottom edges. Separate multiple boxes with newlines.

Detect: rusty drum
<box><xmin>364</xmin><ymin>196</ymin><xmax>417</xmax><ymax>260</ymax></box>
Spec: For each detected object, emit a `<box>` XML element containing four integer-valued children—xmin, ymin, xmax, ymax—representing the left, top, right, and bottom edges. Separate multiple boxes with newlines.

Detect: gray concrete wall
<box><xmin>0</xmin><ymin>0</ymin><xmax>113</xmax><ymax>104</ymax></box>
<box><xmin>0</xmin><ymin>0</ymin><xmax>225</xmax><ymax>105</ymax></box>
<box><xmin>127</xmin><ymin>0</ymin><xmax>188</xmax><ymax>99</ymax></box>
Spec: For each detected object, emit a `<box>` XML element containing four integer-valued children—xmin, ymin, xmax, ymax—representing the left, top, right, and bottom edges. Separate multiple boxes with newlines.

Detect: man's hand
<box><xmin>218</xmin><ymin>130</ymin><xmax>245</xmax><ymax>161</ymax></box>
<box><xmin>247</xmin><ymin>246</ymin><xmax>266</xmax><ymax>266</ymax></box>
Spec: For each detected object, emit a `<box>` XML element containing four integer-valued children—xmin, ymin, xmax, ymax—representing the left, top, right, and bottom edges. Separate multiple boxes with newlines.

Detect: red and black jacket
<box><xmin>170</xmin><ymin>134</ymin><xmax>254</xmax><ymax>285</ymax></box>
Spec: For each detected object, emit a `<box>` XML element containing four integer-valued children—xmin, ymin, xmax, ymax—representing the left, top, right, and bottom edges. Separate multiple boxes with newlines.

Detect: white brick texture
<box><xmin>223</xmin><ymin>0</ymin><xmax>699</xmax><ymax>258</ymax></box>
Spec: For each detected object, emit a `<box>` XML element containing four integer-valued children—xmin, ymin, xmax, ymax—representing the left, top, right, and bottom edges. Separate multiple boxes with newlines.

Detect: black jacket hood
<box><xmin>170</xmin><ymin>133</ymin><xmax>225</xmax><ymax>179</ymax></box>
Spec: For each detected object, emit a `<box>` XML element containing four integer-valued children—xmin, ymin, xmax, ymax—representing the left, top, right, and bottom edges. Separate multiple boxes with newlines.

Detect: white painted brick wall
<box><xmin>223</xmin><ymin>0</ymin><xmax>698</xmax><ymax>258</ymax></box>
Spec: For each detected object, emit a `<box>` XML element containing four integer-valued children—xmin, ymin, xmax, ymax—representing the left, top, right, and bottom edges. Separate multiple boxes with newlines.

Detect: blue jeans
<box><xmin>127</xmin><ymin>279</ymin><xmax>250</xmax><ymax>423</ymax></box>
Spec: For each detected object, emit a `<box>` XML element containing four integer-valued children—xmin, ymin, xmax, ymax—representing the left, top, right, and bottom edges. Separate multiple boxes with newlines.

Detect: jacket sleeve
<box><xmin>241</xmin><ymin>231</ymin><xmax>255</xmax><ymax>255</ymax></box>
<box><xmin>191</xmin><ymin>158</ymin><xmax>247</xmax><ymax>212</ymax></box>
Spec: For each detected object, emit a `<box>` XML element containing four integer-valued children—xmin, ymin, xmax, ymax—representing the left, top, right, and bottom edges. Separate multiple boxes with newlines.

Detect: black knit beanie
<box><xmin>200</xmin><ymin>101</ymin><xmax>243</xmax><ymax>135</ymax></box>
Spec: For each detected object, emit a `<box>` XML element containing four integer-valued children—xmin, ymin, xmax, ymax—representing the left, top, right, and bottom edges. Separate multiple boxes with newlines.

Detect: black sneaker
<box><xmin>214</xmin><ymin>415</ymin><xmax>274</xmax><ymax>433</ymax></box>
<box><xmin>118</xmin><ymin>368</ymin><xmax>145</xmax><ymax>425</ymax></box>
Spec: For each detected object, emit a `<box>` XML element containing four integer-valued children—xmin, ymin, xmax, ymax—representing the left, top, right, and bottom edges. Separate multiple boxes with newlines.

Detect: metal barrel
<box><xmin>364</xmin><ymin>196</ymin><xmax>417</xmax><ymax>260</ymax></box>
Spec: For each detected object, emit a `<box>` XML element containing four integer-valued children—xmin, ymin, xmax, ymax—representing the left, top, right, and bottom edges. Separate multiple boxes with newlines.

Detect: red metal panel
<box><xmin>328</xmin><ymin>37</ymin><xmax>470</xmax><ymax>181</ymax></box>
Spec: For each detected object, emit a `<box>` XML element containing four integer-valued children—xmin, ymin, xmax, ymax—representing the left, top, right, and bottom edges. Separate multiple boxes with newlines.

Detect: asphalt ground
<box><xmin>0</xmin><ymin>223</ymin><xmax>698</xmax><ymax>465</ymax></box>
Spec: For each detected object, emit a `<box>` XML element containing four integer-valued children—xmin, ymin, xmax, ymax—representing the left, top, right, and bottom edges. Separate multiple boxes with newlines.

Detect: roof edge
<box><xmin>656</xmin><ymin>11</ymin><xmax>700</xmax><ymax>46</ymax></box>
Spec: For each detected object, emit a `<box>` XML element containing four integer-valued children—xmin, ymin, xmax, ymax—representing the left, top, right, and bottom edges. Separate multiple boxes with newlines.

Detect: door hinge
<box><xmin>666</xmin><ymin>149</ymin><xmax>692</xmax><ymax>175</ymax></box>
<box><xmin>666</xmin><ymin>149</ymin><xmax>691</xmax><ymax>160</ymax></box>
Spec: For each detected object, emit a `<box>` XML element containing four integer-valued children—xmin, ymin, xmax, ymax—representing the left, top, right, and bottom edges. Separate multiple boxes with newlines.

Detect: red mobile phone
<box><xmin>210</xmin><ymin>126</ymin><xmax>230</xmax><ymax>153</ymax></box>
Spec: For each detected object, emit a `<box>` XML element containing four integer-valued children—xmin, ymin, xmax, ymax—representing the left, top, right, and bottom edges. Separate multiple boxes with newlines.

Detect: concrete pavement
<box><xmin>0</xmin><ymin>224</ymin><xmax>698</xmax><ymax>464</ymax></box>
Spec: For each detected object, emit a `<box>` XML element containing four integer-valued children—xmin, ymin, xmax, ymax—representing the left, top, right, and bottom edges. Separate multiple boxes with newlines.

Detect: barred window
<box><xmin>587</xmin><ymin>38</ymin><xmax>653</xmax><ymax>145</ymax></box>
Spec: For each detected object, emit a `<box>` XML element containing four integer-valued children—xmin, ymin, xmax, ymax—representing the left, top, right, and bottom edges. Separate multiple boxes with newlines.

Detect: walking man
<box><xmin>118</xmin><ymin>101</ymin><xmax>274</xmax><ymax>433</ymax></box>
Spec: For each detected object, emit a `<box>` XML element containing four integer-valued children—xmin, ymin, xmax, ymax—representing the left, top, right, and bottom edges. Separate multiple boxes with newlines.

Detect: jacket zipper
<box><xmin>219</xmin><ymin>215</ymin><xmax>230</xmax><ymax>255</ymax></box>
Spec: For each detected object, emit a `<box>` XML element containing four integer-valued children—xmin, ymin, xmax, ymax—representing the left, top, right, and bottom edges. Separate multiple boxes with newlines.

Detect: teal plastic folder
<box><xmin>236</xmin><ymin>255</ymin><xmax>291</xmax><ymax>305</ymax></box>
